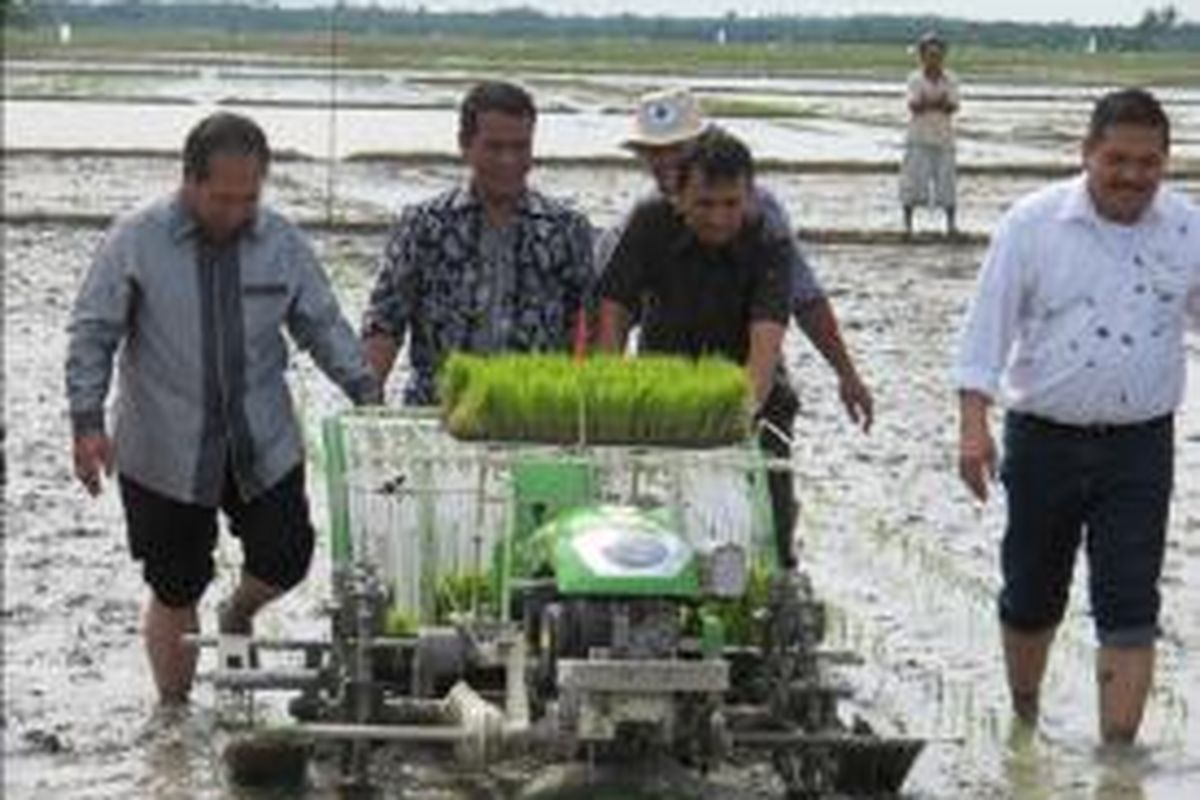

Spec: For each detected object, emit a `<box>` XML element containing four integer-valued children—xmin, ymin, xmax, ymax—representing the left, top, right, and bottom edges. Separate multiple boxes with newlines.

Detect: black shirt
<box><xmin>599</xmin><ymin>197</ymin><xmax>792</xmax><ymax>365</ymax></box>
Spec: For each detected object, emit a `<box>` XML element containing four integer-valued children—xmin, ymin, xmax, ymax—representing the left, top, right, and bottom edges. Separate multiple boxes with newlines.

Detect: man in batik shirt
<box><xmin>363</xmin><ymin>81</ymin><xmax>594</xmax><ymax>404</ymax></box>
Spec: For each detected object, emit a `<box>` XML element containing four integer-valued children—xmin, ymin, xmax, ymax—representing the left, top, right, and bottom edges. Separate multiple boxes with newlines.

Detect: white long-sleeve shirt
<box><xmin>954</xmin><ymin>175</ymin><xmax>1200</xmax><ymax>425</ymax></box>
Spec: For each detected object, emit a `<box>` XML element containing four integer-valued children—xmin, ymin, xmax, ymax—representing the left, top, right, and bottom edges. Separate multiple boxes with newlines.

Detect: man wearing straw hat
<box><xmin>602</xmin><ymin>87</ymin><xmax>874</xmax><ymax>433</ymax></box>
<box><xmin>597</xmin><ymin>128</ymin><xmax>798</xmax><ymax>567</ymax></box>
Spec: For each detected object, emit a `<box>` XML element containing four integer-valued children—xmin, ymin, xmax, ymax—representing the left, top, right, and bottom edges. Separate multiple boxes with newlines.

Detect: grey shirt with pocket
<box><xmin>66</xmin><ymin>192</ymin><xmax>378</xmax><ymax>506</ymax></box>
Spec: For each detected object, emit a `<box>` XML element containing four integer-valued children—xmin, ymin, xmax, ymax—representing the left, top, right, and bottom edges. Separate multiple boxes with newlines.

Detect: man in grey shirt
<box><xmin>599</xmin><ymin>88</ymin><xmax>874</xmax><ymax>431</ymax></box>
<box><xmin>66</xmin><ymin>112</ymin><xmax>378</xmax><ymax>705</ymax></box>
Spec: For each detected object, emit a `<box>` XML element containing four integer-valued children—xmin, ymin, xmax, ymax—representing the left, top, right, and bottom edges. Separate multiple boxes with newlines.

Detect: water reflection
<box><xmin>1092</xmin><ymin>745</ymin><xmax>1150</xmax><ymax>800</ymax></box>
<box><xmin>1002</xmin><ymin>720</ymin><xmax>1058</xmax><ymax>800</ymax></box>
<box><xmin>138</xmin><ymin>704</ymin><xmax>224</xmax><ymax>799</ymax></box>
<box><xmin>1000</xmin><ymin>718</ymin><xmax>1166</xmax><ymax>800</ymax></box>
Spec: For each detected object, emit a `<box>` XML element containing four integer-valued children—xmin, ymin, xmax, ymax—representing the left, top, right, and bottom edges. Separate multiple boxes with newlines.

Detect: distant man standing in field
<box><xmin>955</xmin><ymin>88</ymin><xmax>1200</xmax><ymax>743</ymax></box>
<box><xmin>602</xmin><ymin>86</ymin><xmax>874</xmax><ymax>431</ymax></box>
<box><xmin>900</xmin><ymin>31</ymin><xmax>960</xmax><ymax>237</ymax></box>
<box><xmin>362</xmin><ymin>80</ymin><xmax>594</xmax><ymax>404</ymax></box>
<box><xmin>66</xmin><ymin>112</ymin><xmax>379</xmax><ymax>705</ymax></box>
<box><xmin>597</xmin><ymin>128</ymin><xmax>798</xmax><ymax>567</ymax></box>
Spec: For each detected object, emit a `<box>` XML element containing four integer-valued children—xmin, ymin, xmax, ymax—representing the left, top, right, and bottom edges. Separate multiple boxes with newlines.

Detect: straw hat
<box><xmin>621</xmin><ymin>88</ymin><xmax>707</xmax><ymax>150</ymax></box>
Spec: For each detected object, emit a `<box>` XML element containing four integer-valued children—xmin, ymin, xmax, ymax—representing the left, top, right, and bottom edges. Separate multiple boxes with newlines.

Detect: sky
<box><xmin>339</xmin><ymin>1</ymin><xmax>1200</xmax><ymax>27</ymax></box>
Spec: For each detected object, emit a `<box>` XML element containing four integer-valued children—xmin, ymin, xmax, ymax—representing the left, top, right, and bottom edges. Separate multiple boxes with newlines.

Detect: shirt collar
<box><xmin>1058</xmin><ymin>172</ymin><xmax>1167</xmax><ymax>228</ymax></box>
<box><xmin>167</xmin><ymin>190</ymin><xmax>264</xmax><ymax>244</ymax></box>
<box><xmin>454</xmin><ymin>181</ymin><xmax>549</xmax><ymax>219</ymax></box>
<box><xmin>666</xmin><ymin>209</ymin><xmax>762</xmax><ymax>263</ymax></box>
<box><xmin>167</xmin><ymin>192</ymin><xmax>198</xmax><ymax>243</ymax></box>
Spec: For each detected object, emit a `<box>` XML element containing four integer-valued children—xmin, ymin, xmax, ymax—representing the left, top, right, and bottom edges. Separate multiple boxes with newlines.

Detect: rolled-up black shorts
<box><xmin>998</xmin><ymin>412</ymin><xmax>1172</xmax><ymax>648</ymax></box>
<box><xmin>119</xmin><ymin>465</ymin><xmax>315</xmax><ymax>608</ymax></box>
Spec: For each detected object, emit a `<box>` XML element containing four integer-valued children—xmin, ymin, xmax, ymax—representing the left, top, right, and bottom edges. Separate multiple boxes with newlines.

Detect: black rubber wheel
<box><xmin>223</xmin><ymin>731</ymin><xmax>310</xmax><ymax>788</ymax></box>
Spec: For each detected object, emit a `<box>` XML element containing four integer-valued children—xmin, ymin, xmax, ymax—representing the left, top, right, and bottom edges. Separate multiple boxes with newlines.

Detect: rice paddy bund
<box><xmin>4</xmin><ymin>33</ymin><xmax>1200</xmax><ymax>800</ymax></box>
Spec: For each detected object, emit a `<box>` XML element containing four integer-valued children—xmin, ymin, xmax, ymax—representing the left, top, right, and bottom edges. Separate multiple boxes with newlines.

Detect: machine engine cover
<box><xmin>532</xmin><ymin>505</ymin><xmax>699</xmax><ymax>597</ymax></box>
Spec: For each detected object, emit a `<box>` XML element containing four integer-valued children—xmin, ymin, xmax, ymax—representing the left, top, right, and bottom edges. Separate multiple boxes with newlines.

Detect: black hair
<box><xmin>1087</xmin><ymin>88</ymin><xmax>1170</xmax><ymax>152</ymax></box>
<box><xmin>182</xmin><ymin>112</ymin><xmax>271</xmax><ymax>181</ymax></box>
<box><xmin>918</xmin><ymin>32</ymin><xmax>947</xmax><ymax>53</ymax></box>
<box><xmin>675</xmin><ymin>127</ymin><xmax>754</xmax><ymax>193</ymax></box>
<box><xmin>458</xmin><ymin>81</ymin><xmax>537</xmax><ymax>146</ymax></box>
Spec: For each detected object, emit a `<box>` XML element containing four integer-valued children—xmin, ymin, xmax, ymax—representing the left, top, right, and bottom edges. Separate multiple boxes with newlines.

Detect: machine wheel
<box><xmin>223</xmin><ymin>730</ymin><xmax>310</xmax><ymax>788</ymax></box>
<box><xmin>771</xmin><ymin>745</ymin><xmax>837</xmax><ymax>800</ymax></box>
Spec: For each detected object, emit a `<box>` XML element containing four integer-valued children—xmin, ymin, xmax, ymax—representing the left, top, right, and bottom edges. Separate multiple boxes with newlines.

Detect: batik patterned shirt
<box><xmin>364</xmin><ymin>185</ymin><xmax>594</xmax><ymax>405</ymax></box>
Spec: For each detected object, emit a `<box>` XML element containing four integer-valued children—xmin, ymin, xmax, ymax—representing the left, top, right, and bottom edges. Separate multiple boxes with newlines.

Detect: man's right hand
<box><xmin>959</xmin><ymin>428</ymin><xmax>997</xmax><ymax>503</ymax></box>
<box><xmin>958</xmin><ymin>390</ymin><xmax>996</xmax><ymax>503</ymax></box>
<box><xmin>73</xmin><ymin>433</ymin><xmax>113</xmax><ymax>496</ymax></box>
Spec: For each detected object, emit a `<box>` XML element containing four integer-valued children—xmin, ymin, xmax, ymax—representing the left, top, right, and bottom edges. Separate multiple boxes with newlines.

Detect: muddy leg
<box><xmin>1002</xmin><ymin>624</ymin><xmax>1056</xmax><ymax>724</ymax></box>
<box><xmin>144</xmin><ymin>597</ymin><xmax>199</xmax><ymax>704</ymax></box>
<box><xmin>1097</xmin><ymin>644</ymin><xmax>1154</xmax><ymax>744</ymax></box>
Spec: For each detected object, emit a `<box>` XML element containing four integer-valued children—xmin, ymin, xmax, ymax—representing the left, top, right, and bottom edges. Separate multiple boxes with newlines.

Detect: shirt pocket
<box><xmin>1146</xmin><ymin>259</ymin><xmax>1191</xmax><ymax>331</ymax></box>
<box><xmin>1025</xmin><ymin>291</ymin><xmax>1093</xmax><ymax>370</ymax></box>
<box><xmin>242</xmin><ymin>281</ymin><xmax>291</xmax><ymax>348</ymax></box>
<box><xmin>244</xmin><ymin>282</ymin><xmax>288</xmax><ymax>297</ymax></box>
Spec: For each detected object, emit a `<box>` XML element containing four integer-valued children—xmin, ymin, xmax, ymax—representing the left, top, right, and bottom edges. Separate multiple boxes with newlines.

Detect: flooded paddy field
<box><xmin>4</xmin><ymin>56</ymin><xmax>1200</xmax><ymax>799</ymax></box>
<box><xmin>6</xmin><ymin>59</ymin><xmax>1200</xmax><ymax>165</ymax></box>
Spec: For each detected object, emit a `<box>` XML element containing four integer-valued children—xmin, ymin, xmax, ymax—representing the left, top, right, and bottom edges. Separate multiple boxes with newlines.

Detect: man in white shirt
<box><xmin>955</xmin><ymin>88</ymin><xmax>1200</xmax><ymax>744</ymax></box>
<box><xmin>900</xmin><ymin>31</ymin><xmax>960</xmax><ymax>237</ymax></box>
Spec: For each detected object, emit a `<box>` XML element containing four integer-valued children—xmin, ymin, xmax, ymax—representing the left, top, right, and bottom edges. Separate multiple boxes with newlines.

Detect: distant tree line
<box><xmin>8</xmin><ymin>1</ymin><xmax>1199</xmax><ymax>52</ymax></box>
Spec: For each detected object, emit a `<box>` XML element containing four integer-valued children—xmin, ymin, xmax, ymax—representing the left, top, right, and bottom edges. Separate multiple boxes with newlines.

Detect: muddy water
<box><xmin>8</xmin><ymin>62</ymin><xmax>1199</xmax><ymax>163</ymax></box>
<box><xmin>4</xmin><ymin>72</ymin><xmax>1200</xmax><ymax>799</ymax></box>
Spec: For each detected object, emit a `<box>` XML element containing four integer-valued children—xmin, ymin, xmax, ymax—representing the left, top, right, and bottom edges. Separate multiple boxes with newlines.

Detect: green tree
<box><xmin>3</xmin><ymin>0</ymin><xmax>38</xmax><ymax>28</ymax></box>
<box><xmin>1136</xmin><ymin>4</ymin><xmax>1180</xmax><ymax>47</ymax></box>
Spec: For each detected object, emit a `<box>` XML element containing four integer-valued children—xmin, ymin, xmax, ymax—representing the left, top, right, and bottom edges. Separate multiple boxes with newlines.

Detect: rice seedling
<box><xmin>435</xmin><ymin>571</ymin><xmax>495</xmax><ymax>621</ymax></box>
<box><xmin>439</xmin><ymin>352</ymin><xmax>752</xmax><ymax>446</ymax></box>
<box><xmin>698</xmin><ymin>559</ymin><xmax>774</xmax><ymax>645</ymax></box>
<box><xmin>699</xmin><ymin>96</ymin><xmax>821</xmax><ymax>119</ymax></box>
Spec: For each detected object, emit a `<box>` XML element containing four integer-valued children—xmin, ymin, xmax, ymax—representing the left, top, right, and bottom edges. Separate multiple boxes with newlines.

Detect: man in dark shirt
<box><xmin>596</xmin><ymin>128</ymin><xmax>799</xmax><ymax>567</ymax></box>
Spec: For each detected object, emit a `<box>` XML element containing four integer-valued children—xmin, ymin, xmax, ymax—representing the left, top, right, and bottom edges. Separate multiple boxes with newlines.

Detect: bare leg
<box><xmin>144</xmin><ymin>597</ymin><xmax>199</xmax><ymax>705</ymax></box>
<box><xmin>219</xmin><ymin>571</ymin><xmax>282</xmax><ymax>634</ymax></box>
<box><xmin>1003</xmin><ymin>624</ymin><xmax>1056</xmax><ymax>724</ymax></box>
<box><xmin>1097</xmin><ymin>644</ymin><xmax>1154</xmax><ymax>744</ymax></box>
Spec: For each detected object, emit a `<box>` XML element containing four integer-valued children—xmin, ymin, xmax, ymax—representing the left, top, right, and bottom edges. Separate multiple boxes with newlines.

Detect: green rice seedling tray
<box><xmin>439</xmin><ymin>353</ymin><xmax>752</xmax><ymax>446</ymax></box>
